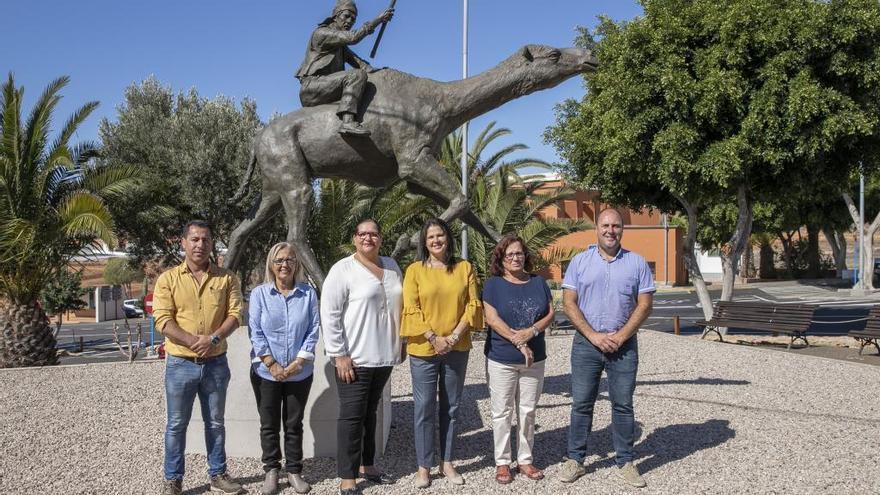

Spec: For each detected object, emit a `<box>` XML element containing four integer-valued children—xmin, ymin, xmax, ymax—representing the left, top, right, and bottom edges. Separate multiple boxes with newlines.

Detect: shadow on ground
<box><xmin>385</xmin><ymin>370</ymin><xmax>737</xmax><ymax>478</ymax></box>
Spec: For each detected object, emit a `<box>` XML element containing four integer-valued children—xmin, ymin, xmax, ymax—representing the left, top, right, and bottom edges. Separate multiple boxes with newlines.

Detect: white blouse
<box><xmin>320</xmin><ymin>254</ymin><xmax>403</xmax><ymax>367</ymax></box>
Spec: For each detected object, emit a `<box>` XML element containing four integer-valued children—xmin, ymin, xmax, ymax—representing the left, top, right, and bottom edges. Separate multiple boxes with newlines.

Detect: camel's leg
<box><xmin>279</xmin><ymin>184</ymin><xmax>325</xmax><ymax>289</ymax></box>
<box><xmin>224</xmin><ymin>189</ymin><xmax>282</xmax><ymax>271</ymax></box>
<box><xmin>406</xmin><ymin>182</ymin><xmax>499</xmax><ymax>240</ymax></box>
<box><xmin>396</xmin><ymin>149</ymin><xmax>500</xmax><ymax>256</ymax></box>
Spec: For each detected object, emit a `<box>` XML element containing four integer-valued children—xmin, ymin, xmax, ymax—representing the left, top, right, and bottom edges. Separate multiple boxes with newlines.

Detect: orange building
<box><xmin>532</xmin><ymin>175</ymin><xmax>687</xmax><ymax>286</ymax></box>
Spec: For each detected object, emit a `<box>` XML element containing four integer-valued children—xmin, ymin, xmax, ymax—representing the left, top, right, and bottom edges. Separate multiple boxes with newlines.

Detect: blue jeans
<box><xmin>568</xmin><ymin>333</ymin><xmax>638</xmax><ymax>466</ymax></box>
<box><xmin>164</xmin><ymin>354</ymin><xmax>231</xmax><ymax>481</ymax></box>
<box><xmin>409</xmin><ymin>350</ymin><xmax>469</xmax><ymax>468</ymax></box>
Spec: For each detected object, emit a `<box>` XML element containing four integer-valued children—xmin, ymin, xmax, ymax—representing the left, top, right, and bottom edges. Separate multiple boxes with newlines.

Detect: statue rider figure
<box><xmin>296</xmin><ymin>0</ymin><xmax>394</xmax><ymax>137</ymax></box>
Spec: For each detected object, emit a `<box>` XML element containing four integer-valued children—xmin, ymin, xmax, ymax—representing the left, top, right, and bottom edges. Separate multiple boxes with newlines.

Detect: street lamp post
<box><xmin>460</xmin><ymin>0</ymin><xmax>469</xmax><ymax>260</ymax></box>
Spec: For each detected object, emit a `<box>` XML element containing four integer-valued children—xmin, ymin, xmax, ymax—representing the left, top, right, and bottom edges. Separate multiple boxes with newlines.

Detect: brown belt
<box><xmin>170</xmin><ymin>352</ymin><xmax>226</xmax><ymax>365</ymax></box>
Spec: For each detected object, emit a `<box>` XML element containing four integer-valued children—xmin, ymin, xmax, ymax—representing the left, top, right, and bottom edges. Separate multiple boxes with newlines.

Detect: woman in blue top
<box><xmin>482</xmin><ymin>235</ymin><xmax>555</xmax><ymax>484</ymax></box>
<box><xmin>249</xmin><ymin>242</ymin><xmax>320</xmax><ymax>494</ymax></box>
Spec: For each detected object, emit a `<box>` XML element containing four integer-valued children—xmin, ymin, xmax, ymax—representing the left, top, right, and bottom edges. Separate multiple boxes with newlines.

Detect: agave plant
<box><xmin>0</xmin><ymin>74</ymin><xmax>138</xmax><ymax>367</ymax></box>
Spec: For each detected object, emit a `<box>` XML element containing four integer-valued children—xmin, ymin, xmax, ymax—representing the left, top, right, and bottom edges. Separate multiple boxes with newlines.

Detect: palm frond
<box><xmin>57</xmin><ymin>191</ymin><xmax>117</xmax><ymax>247</ymax></box>
<box><xmin>78</xmin><ymin>162</ymin><xmax>142</xmax><ymax>199</ymax></box>
<box><xmin>50</xmin><ymin>101</ymin><xmax>99</xmax><ymax>154</ymax></box>
<box><xmin>23</xmin><ymin>76</ymin><xmax>68</xmax><ymax>174</ymax></box>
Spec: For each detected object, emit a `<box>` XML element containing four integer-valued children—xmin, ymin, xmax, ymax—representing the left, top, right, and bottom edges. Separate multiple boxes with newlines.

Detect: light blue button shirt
<box><xmin>562</xmin><ymin>245</ymin><xmax>655</xmax><ymax>333</ymax></box>
<box><xmin>248</xmin><ymin>282</ymin><xmax>320</xmax><ymax>382</ymax></box>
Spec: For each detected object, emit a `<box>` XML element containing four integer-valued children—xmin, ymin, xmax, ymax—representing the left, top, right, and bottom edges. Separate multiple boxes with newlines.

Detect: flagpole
<box><xmin>460</xmin><ymin>0</ymin><xmax>469</xmax><ymax>260</ymax></box>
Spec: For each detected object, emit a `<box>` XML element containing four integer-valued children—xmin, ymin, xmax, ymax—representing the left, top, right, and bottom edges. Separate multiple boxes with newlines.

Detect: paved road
<box><xmin>56</xmin><ymin>318</ymin><xmax>160</xmax><ymax>365</ymax></box>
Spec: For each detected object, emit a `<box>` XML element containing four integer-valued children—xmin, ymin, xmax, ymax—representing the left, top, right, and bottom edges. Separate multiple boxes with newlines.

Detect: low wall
<box><xmin>183</xmin><ymin>327</ymin><xmax>392</xmax><ymax>458</ymax></box>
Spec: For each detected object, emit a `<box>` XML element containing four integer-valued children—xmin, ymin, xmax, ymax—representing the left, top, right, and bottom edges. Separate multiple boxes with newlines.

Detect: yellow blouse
<box><xmin>401</xmin><ymin>259</ymin><xmax>484</xmax><ymax>357</ymax></box>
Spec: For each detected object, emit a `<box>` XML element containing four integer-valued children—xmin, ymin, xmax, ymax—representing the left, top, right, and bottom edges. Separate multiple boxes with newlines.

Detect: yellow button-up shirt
<box><xmin>400</xmin><ymin>260</ymin><xmax>483</xmax><ymax>357</ymax></box>
<box><xmin>153</xmin><ymin>261</ymin><xmax>242</xmax><ymax>358</ymax></box>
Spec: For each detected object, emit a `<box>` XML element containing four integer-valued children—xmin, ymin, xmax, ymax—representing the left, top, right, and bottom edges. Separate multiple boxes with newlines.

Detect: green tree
<box><xmin>0</xmin><ymin>74</ymin><xmax>138</xmax><ymax>367</ymax></box>
<box><xmin>99</xmin><ymin>77</ymin><xmax>284</xmax><ymax>288</ymax></box>
<box><xmin>103</xmin><ymin>257</ymin><xmax>144</xmax><ymax>299</ymax></box>
<box><xmin>547</xmin><ymin>0</ymin><xmax>880</xmax><ymax>319</ymax></box>
<box><xmin>41</xmin><ymin>269</ymin><xmax>88</xmax><ymax>338</ymax></box>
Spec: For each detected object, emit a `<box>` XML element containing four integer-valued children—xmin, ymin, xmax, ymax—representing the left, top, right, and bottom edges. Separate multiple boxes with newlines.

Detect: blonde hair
<box><xmin>263</xmin><ymin>242</ymin><xmax>303</xmax><ymax>285</ymax></box>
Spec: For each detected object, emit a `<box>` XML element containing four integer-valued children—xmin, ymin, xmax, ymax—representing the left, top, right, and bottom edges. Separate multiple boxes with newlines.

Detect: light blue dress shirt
<box><xmin>562</xmin><ymin>245</ymin><xmax>656</xmax><ymax>333</ymax></box>
<box><xmin>248</xmin><ymin>282</ymin><xmax>320</xmax><ymax>382</ymax></box>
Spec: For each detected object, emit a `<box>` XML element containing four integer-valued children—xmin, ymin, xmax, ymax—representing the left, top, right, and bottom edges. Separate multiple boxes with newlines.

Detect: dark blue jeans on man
<box><xmin>567</xmin><ymin>333</ymin><xmax>638</xmax><ymax>466</ymax></box>
<box><xmin>409</xmin><ymin>350</ymin><xmax>469</xmax><ymax>468</ymax></box>
<box><xmin>164</xmin><ymin>354</ymin><xmax>231</xmax><ymax>481</ymax></box>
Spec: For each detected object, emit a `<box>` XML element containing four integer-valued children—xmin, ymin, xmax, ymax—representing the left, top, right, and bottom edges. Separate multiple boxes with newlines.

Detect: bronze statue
<box><xmin>228</xmin><ymin>43</ymin><xmax>598</xmax><ymax>288</ymax></box>
<box><xmin>295</xmin><ymin>0</ymin><xmax>394</xmax><ymax>136</ymax></box>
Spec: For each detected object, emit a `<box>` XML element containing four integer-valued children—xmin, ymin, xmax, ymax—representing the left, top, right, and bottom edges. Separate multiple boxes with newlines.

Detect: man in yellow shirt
<box><xmin>153</xmin><ymin>220</ymin><xmax>244</xmax><ymax>495</ymax></box>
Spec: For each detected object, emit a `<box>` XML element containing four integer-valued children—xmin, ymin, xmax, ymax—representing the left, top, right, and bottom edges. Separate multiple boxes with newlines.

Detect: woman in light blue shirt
<box><xmin>249</xmin><ymin>242</ymin><xmax>320</xmax><ymax>494</ymax></box>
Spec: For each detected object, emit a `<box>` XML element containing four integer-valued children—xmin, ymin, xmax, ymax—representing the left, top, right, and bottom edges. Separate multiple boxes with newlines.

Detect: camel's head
<box><xmin>507</xmin><ymin>44</ymin><xmax>599</xmax><ymax>93</ymax></box>
<box><xmin>521</xmin><ymin>44</ymin><xmax>597</xmax><ymax>72</ymax></box>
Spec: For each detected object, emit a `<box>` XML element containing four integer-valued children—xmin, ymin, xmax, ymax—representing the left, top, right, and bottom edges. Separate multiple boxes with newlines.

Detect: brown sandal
<box><xmin>517</xmin><ymin>463</ymin><xmax>544</xmax><ymax>480</ymax></box>
<box><xmin>495</xmin><ymin>465</ymin><xmax>514</xmax><ymax>484</ymax></box>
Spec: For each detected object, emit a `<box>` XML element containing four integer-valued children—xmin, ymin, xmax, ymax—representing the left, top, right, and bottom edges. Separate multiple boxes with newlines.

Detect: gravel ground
<box><xmin>1</xmin><ymin>330</ymin><xmax>879</xmax><ymax>494</ymax></box>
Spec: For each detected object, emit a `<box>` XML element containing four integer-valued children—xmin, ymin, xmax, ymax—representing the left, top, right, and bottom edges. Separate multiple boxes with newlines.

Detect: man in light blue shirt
<box><xmin>557</xmin><ymin>208</ymin><xmax>654</xmax><ymax>488</ymax></box>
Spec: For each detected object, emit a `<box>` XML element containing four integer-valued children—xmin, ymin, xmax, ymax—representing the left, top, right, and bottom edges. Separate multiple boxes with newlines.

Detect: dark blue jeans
<box><xmin>163</xmin><ymin>354</ymin><xmax>231</xmax><ymax>481</ymax></box>
<box><xmin>409</xmin><ymin>350</ymin><xmax>469</xmax><ymax>468</ymax></box>
<box><xmin>567</xmin><ymin>333</ymin><xmax>638</xmax><ymax>466</ymax></box>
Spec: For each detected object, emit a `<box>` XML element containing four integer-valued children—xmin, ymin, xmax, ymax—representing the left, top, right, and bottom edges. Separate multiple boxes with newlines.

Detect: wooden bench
<box><xmin>848</xmin><ymin>305</ymin><xmax>880</xmax><ymax>356</ymax></box>
<box><xmin>696</xmin><ymin>301</ymin><xmax>816</xmax><ymax>349</ymax></box>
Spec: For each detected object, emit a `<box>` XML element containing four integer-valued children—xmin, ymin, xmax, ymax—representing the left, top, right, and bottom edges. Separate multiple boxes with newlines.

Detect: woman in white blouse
<box><xmin>320</xmin><ymin>219</ymin><xmax>403</xmax><ymax>495</ymax></box>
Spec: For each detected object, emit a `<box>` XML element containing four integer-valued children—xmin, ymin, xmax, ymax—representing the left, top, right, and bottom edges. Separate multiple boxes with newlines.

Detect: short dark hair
<box><xmin>416</xmin><ymin>218</ymin><xmax>457</xmax><ymax>272</ymax></box>
<box><xmin>182</xmin><ymin>220</ymin><xmax>212</xmax><ymax>239</ymax></box>
<box><xmin>490</xmin><ymin>234</ymin><xmax>533</xmax><ymax>277</ymax></box>
<box><xmin>354</xmin><ymin>218</ymin><xmax>381</xmax><ymax>235</ymax></box>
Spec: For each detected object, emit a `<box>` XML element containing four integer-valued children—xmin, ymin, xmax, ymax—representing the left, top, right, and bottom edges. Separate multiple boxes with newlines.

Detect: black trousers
<box><xmin>335</xmin><ymin>366</ymin><xmax>393</xmax><ymax>479</ymax></box>
<box><xmin>250</xmin><ymin>369</ymin><xmax>313</xmax><ymax>473</ymax></box>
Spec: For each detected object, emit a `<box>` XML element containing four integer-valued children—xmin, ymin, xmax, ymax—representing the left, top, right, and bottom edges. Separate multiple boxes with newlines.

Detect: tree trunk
<box><xmin>53</xmin><ymin>314</ymin><xmax>62</xmax><ymax>339</ymax></box>
<box><xmin>674</xmin><ymin>195</ymin><xmax>714</xmax><ymax>320</ymax></box>
<box><xmin>806</xmin><ymin>224</ymin><xmax>821</xmax><ymax>278</ymax></box>
<box><xmin>758</xmin><ymin>240</ymin><xmax>776</xmax><ymax>279</ymax></box>
<box><xmin>778</xmin><ymin>231</ymin><xmax>795</xmax><ymax>277</ymax></box>
<box><xmin>822</xmin><ymin>227</ymin><xmax>846</xmax><ymax>275</ymax></box>
<box><xmin>720</xmin><ymin>185</ymin><xmax>754</xmax><ymax>309</ymax></box>
<box><xmin>843</xmin><ymin>193</ymin><xmax>880</xmax><ymax>290</ymax></box>
<box><xmin>837</xmin><ymin>230</ymin><xmax>848</xmax><ymax>273</ymax></box>
<box><xmin>0</xmin><ymin>300</ymin><xmax>58</xmax><ymax>368</ymax></box>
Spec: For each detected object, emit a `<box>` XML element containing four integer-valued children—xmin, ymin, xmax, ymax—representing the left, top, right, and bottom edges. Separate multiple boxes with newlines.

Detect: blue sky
<box><xmin>4</xmin><ymin>0</ymin><xmax>642</xmax><ymax>165</ymax></box>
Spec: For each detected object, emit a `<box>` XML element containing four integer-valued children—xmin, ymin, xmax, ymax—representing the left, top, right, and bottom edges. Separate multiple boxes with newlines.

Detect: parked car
<box><xmin>123</xmin><ymin>299</ymin><xmax>144</xmax><ymax>318</ymax></box>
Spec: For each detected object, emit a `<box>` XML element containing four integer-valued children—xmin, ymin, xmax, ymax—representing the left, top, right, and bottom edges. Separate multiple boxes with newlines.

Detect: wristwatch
<box><xmin>210</xmin><ymin>335</ymin><xmax>221</xmax><ymax>347</ymax></box>
<box><xmin>532</xmin><ymin>326</ymin><xmax>540</xmax><ymax>338</ymax></box>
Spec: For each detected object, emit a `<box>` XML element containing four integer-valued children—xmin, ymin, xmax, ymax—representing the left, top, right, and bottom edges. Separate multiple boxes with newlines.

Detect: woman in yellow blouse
<box><xmin>401</xmin><ymin>217</ymin><xmax>483</xmax><ymax>489</ymax></box>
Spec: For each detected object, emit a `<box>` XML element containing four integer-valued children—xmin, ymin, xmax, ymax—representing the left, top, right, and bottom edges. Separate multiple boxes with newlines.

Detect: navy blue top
<box><xmin>482</xmin><ymin>275</ymin><xmax>551</xmax><ymax>364</ymax></box>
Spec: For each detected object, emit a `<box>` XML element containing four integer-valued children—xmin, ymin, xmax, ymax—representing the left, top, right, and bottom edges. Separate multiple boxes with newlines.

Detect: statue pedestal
<box><xmin>181</xmin><ymin>327</ymin><xmax>392</xmax><ymax>459</ymax></box>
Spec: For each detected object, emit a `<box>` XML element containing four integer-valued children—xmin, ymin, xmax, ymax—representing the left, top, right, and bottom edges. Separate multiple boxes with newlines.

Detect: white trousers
<box><xmin>486</xmin><ymin>358</ymin><xmax>545</xmax><ymax>466</ymax></box>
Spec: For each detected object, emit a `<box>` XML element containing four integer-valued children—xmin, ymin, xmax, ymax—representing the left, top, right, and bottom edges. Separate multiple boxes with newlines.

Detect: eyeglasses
<box><xmin>504</xmin><ymin>252</ymin><xmax>526</xmax><ymax>260</ymax></box>
<box><xmin>355</xmin><ymin>231</ymin><xmax>381</xmax><ymax>239</ymax></box>
<box><xmin>272</xmin><ymin>257</ymin><xmax>297</xmax><ymax>266</ymax></box>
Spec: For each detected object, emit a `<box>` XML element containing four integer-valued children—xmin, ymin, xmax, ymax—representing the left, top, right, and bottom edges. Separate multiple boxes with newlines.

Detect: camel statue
<box><xmin>225</xmin><ymin>44</ymin><xmax>598</xmax><ymax>287</ymax></box>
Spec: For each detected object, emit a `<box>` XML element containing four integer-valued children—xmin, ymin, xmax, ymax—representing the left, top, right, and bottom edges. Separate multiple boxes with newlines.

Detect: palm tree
<box><xmin>440</xmin><ymin>122</ymin><xmax>590</xmax><ymax>279</ymax></box>
<box><xmin>308</xmin><ymin>178</ymin><xmax>434</xmax><ymax>274</ymax></box>
<box><xmin>0</xmin><ymin>74</ymin><xmax>138</xmax><ymax>367</ymax></box>
<box><xmin>466</xmin><ymin>166</ymin><xmax>590</xmax><ymax>279</ymax></box>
